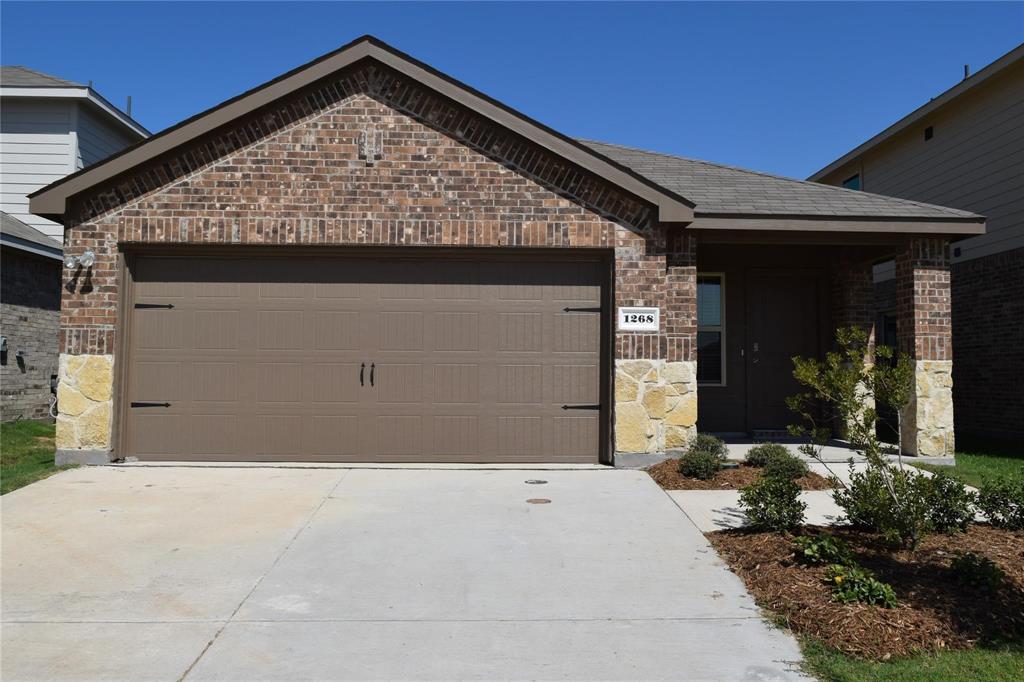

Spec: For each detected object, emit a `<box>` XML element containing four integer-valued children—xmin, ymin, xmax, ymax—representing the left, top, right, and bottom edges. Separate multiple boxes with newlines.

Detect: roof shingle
<box><xmin>581</xmin><ymin>139</ymin><xmax>981</xmax><ymax>220</ymax></box>
<box><xmin>0</xmin><ymin>65</ymin><xmax>84</xmax><ymax>88</ymax></box>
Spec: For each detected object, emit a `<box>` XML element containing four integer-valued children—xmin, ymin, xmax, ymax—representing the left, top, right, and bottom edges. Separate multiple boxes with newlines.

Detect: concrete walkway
<box><xmin>1</xmin><ymin>465</ymin><xmax>805</xmax><ymax>681</ymax></box>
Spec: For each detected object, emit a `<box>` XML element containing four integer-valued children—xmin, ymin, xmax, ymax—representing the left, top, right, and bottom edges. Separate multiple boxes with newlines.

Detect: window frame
<box><xmin>842</xmin><ymin>173</ymin><xmax>861</xmax><ymax>191</ymax></box>
<box><xmin>696</xmin><ymin>272</ymin><xmax>726</xmax><ymax>387</ymax></box>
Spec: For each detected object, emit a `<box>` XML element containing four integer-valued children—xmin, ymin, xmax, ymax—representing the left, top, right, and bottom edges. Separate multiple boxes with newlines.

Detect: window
<box><xmin>924</xmin><ymin>126</ymin><xmax>934</xmax><ymax>141</ymax></box>
<box><xmin>842</xmin><ymin>173</ymin><xmax>861</xmax><ymax>191</ymax></box>
<box><xmin>697</xmin><ymin>274</ymin><xmax>725</xmax><ymax>385</ymax></box>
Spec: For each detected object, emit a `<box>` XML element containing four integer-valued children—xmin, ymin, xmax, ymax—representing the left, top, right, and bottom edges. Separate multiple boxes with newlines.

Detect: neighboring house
<box><xmin>29</xmin><ymin>36</ymin><xmax>983</xmax><ymax>466</ymax></box>
<box><xmin>1</xmin><ymin>66</ymin><xmax>148</xmax><ymax>421</ymax></box>
<box><xmin>0</xmin><ymin>212</ymin><xmax>61</xmax><ymax>420</ymax></box>
<box><xmin>809</xmin><ymin>44</ymin><xmax>1023</xmax><ymax>447</ymax></box>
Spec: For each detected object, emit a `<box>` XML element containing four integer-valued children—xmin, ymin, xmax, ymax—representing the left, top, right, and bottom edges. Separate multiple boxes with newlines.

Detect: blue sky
<box><xmin>2</xmin><ymin>2</ymin><xmax>1021</xmax><ymax>178</ymax></box>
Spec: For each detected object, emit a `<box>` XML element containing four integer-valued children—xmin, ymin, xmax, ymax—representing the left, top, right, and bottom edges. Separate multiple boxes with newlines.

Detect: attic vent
<box><xmin>924</xmin><ymin>126</ymin><xmax>934</xmax><ymax>141</ymax></box>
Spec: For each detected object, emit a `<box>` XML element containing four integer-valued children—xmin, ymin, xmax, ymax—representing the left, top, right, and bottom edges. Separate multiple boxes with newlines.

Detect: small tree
<box><xmin>787</xmin><ymin>327</ymin><xmax>931</xmax><ymax>548</ymax></box>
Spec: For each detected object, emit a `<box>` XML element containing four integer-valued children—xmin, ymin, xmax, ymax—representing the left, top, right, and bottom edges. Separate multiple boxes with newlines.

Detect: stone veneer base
<box><xmin>901</xmin><ymin>359</ymin><xmax>955</xmax><ymax>457</ymax></box>
<box><xmin>614</xmin><ymin>359</ymin><xmax>698</xmax><ymax>454</ymax></box>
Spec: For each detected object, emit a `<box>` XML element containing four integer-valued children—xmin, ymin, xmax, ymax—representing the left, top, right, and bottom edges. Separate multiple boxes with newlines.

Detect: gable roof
<box><xmin>1</xmin><ymin>65</ymin><xmax>83</xmax><ymax>88</ymax></box>
<box><xmin>1</xmin><ymin>211</ymin><xmax>62</xmax><ymax>259</ymax></box>
<box><xmin>28</xmin><ymin>35</ymin><xmax>695</xmax><ymax>225</ymax></box>
<box><xmin>583</xmin><ymin>139</ymin><xmax>981</xmax><ymax>221</ymax></box>
<box><xmin>808</xmin><ymin>43</ymin><xmax>1024</xmax><ymax>182</ymax></box>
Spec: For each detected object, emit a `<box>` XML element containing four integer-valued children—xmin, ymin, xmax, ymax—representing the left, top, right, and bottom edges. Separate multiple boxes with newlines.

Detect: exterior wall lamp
<box><xmin>64</xmin><ymin>249</ymin><xmax>96</xmax><ymax>270</ymax></box>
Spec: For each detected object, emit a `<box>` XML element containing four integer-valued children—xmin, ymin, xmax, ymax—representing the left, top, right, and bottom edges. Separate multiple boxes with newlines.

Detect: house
<box><xmin>809</xmin><ymin>44</ymin><xmax>1023</xmax><ymax>447</ymax></box>
<box><xmin>0</xmin><ymin>66</ymin><xmax>149</xmax><ymax>421</ymax></box>
<box><xmin>28</xmin><ymin>36</ymin><xmax>984</xmax><ymax>466</ymax></box>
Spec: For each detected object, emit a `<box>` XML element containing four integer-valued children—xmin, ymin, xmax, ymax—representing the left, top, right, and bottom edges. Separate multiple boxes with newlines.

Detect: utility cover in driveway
<box><xmin>125</xmin><ymin>254</ymin><xmax>605</xmax><ymax>462</ymax></box>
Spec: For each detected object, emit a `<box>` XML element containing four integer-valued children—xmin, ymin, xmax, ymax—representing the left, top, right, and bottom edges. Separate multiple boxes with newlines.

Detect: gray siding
<box><xmin>819</xmin><ymin>59</ymin><xmax>1024</xmax><ymax>263</ymax></box>
<box><xmin>76</xmin><ymin>102</ymin><xmax>139</xmax><ymax>167</ymax></box>
<box><xmin>0</xmin><ymin>99</ymin><xmax>74</xmax><ymax>240</ymax></box>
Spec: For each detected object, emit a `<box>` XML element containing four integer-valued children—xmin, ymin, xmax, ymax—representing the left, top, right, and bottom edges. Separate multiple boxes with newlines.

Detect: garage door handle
<box><xmin>562</xmin><ymin>307</ymin><xmax>601</xmax><ymax>313</ymax></box>
<box><xmin>370</xmin><ymin>362</ymin><xmax>375</xmax><ymax>386</ymax></box>
<box><xmin>360</xmin><ymin>362</ymin><xmax>365</xmax><ymax>386</ymax></box>
<box><xmin>561</xmin><ymin>404</ymin><xmax>600</xmax><ymax>410</ymax></box>
<box><xmin>134</xmin><ymin>303</ymin><xmax>175</xmax><ymax>309</ymax></box>
<box><xmin>130</xmin><ymin>402</ymin><xmax>171</xmax><ymax>408</ymax></box>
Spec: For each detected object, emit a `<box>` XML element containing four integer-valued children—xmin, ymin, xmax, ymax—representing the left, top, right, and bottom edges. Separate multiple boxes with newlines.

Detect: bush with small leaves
<box><xmin>745</xmin><ymin>442</ymin><xmax>792</xmax><ymax>468</ymax></box>
<box><xmin>924</xmin><ymin>472</ymin><xmax>977</xmax><ymax>533</ymax></box>
<box><xmin>794</xmin><ymin>534</ymin><xmax>853</xmax><ymax>566</ymax></box>
<box><xmin>833</xmin><ymin>463</ymin><xmax>933</xmax><ymax>548</ymax></box>
<box><xmin>951</xmin><ymin>552</ymin><xmax>1005</xmax><ymax>592</ymax></box>
<box><xmin>825</xmin><ymin>564</ymin><xmax>898</xmax><ymax>608</ymax></box>
<box><xmin>739</xmin><ymin>476</ymin><xmax>806</xmax><ymax>532</ymax></box>
<box><xmin>762</xmin><ymin>451</ymin><xmax>809</xmax><ymax>481</ymax></box>
<box><xmin>687</xmin><ymin>433</ymin><xmax>729</xmax><ymax>460</ymax></box>
<box><xmin>678</xmin><ymin>449</ymin><xmax>724</xmax><ymax>480</ymax></box>
<box><xmin>976</xmin><ymin>477</ymin><xmax>1024</xmax><ymax>530</ymax></box>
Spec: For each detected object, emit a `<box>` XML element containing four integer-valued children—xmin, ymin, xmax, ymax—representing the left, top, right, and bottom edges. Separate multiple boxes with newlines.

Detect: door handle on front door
<box><xmin>360</xmin><ymin>362</ymin><xmax>365</xmax><ymax>386</ymax></box>
<box><xmin>370</xmin><ymin>363</ymin><xmax>375</xmax><ymax>387</ymax></box>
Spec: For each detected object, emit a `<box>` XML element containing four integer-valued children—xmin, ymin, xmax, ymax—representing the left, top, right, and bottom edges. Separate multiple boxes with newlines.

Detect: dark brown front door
<box><xmin>746</xmin><ymin>270</ymin><xmax>820</xmax><ymax>430</ymax></box>
<box><xmin>124</xmin><ymin>252</ymin><xmax>605</xmax><ymax>463</ymax></box>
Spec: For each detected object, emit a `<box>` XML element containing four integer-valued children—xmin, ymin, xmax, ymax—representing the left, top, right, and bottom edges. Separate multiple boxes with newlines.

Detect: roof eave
<box><xmin>29</xmin><ymin>36</ymin><xmax>694</xmax><ymax>225</ymax></box>
<box><xmin>1</xmin><ymin>85</ymin><xmax>150</xmax><ymax>138</ymax></box>
<box><xmin>689</xmin><ymin>213</ymin><xmax>986</xmax><ymax>237</ymax></box>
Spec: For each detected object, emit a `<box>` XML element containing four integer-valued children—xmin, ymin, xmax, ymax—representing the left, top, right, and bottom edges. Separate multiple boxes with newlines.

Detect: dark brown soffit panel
<box><xmin>28</xmin><ymin>36</ymin><xmax>695</xmax><ymax>224</ymax></box>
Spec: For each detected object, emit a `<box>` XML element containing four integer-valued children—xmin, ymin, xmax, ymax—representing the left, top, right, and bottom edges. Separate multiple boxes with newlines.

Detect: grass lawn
<box><xmin>1</xmin><ymin>420</ymin><xmax>70</xmax><ymax>494</ymax></box>
<box><xmin>913</xmin><ymin>451</ymin><xmax>1024</xmax><ymax>488</ymax></box>
<box><xmin>801</xmin><ymin>638</ymin><xmax>1024</xmax><ymax>682</ymax></box>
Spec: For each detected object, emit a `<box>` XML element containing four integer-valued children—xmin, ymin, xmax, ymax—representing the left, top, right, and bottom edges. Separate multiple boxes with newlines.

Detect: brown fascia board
<box><xmin>690</xmin><ymin>214</ymin><xmax>986</xmax><ymax>238</ymax></box>
<box><xmin>29</xmin><ymin>35</ymin><xmax>695</xmax><ymax>224</ymax></box>
<box><xmin>807</xmin><ymin>43</ymin><xmax>1024</xmax><ymax>181</ymax></box>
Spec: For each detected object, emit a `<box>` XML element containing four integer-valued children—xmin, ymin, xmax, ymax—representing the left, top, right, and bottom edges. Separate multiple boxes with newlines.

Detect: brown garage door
<box><xmin>124</xmin><ymin>253</ymin><xmax>605</xmax><ymax>462</ymax></box>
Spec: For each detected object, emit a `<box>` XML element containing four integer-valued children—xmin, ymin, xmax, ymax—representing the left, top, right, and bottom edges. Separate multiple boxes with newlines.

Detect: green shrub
<box><xmin>951</xmin><ymin>552</ymin><xmax>1005</xmax><ymax>592</ymax></box>
<box><xmin>833</xmin><ymin>463</ymin><xmax>933</xmax><ymax>548</ymax></box>
<box><xmin>924</xmin><ymin>472</ymin><xmax>977</xmax><ymax>533</ymax></box>
<box><xmin>739</xmin><ymin>477</ymin><xmax>806</xmax><ymax>532</ymax></box>
<box><xmin>825</xmin><ymin>564</ymin><xmax>898</xmax><ymax>608</ymax></box>
<box><xmin>745</xmin><ymin>442</ymin><xmax>792</xmax><ymax>468</ymax></box>
<box><xmin>686</xmin><ymin>433</ymin><xmax>729</xmax><ymax>460</ymax></box>
<box><xmin>977</xmin><ymin>477</ymin><xmax>1024</xmax><ymax>530</ymax></box>
<box><xmin>762</xmin><ymin>451</ymin><xmax>809</xmax><ymax>481</ymax></box>
<box><xmin>794</xmin><ymin>534</ymin><xmax>853</xmax><ymax>566</ymax></box>
<box><xmin>679</xmin><ymin>449</ymin><xmax>724</xmax><ymax>480</ymax></box>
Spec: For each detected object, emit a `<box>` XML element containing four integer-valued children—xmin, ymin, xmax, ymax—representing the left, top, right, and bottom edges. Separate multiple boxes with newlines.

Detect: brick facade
<box><xmin>56</xmin><ymin>65</ymin><xmax>698</xmax><ymax>456</ymax></box>
<box><xmin>951</xmin><ymin>247</ymin><xmax>1024</xmax><ymax>444</ymax></box>
<box><xmin>831</xmin><ymin>259</ymin><xmax>876</xmax><ymax>358</ymax></box>
<box><xmin>0</xmin><ymin>247</ymin><xmax>61</xmax><ymax>421</ymax></box>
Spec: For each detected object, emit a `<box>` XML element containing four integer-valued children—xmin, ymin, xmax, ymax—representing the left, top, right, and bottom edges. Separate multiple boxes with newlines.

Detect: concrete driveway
<box><xmin>2</xmin><ymin>465</ymin><xmax>804</xmax><ymax>681</ymax></box>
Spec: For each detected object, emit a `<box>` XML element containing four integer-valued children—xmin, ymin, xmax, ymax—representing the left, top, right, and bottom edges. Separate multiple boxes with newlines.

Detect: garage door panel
<box><xmin>193</xmin><ymin>362</ymin><xmax>239</xmax><ymax>402</ymax></box>
<box><xmin>310</xmin><ymin>363</ymin><xmax>361</xmax><ymax>403</ymax></box>
<box><xmin>257</xmin><ymin>363</ymin><xmax>304</xmax><ymax>403</ymax></box>
<box><xmin>132</xmin><ymin>361</ymin><xmax>185</xmax><ymax>402</ymax></box>
<box><xmin>195</xmin><ymin>311</ymin><xmax>240</xmax><ymax>350</ymax></box>
<box><xmin>375</xmin><ymin>364</ymin><xmax>423</xmax><ymax>403</ymax></box>
<box><xmin>126</xmin><ymin>254</ymin><xmax>604</xmax><ymax>462</ymax></box>
<box><xmin>432</xmin><ymin>364</ymin><xmax>479</xmax><ymax>403</ymax></box>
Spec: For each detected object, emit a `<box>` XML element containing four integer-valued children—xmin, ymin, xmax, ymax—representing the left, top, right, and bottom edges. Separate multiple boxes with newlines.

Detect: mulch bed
<box><xmin>646</xmin><ymin>458</ymin><xmax>833</xmax><ymax>491</ymax></box>
<box><xmin>707</xmin><ymin>525</ymin><xmax>1024</xmax><ymax>660</ymax></box>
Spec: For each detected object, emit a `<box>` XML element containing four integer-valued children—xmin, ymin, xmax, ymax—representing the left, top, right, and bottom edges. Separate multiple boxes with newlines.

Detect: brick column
<box><xmin>613</xmin><ymin>230</ymin><xmax>697</xmax><ymax>455</ymax></box>
<box><xmin>830</xmin><ymin>259</ymin><xmax>876</xmax><ymax>439</ymax></box>
<box><xmin>895</xmin><ymin>237</ymin><xmax>954</xmax><ymax>457</ymax></box>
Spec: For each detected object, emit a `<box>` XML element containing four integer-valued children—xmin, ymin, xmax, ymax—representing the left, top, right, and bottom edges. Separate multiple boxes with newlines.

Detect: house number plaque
<box><xmin>617</xmin><ymin>306</ymin><xmax>660</xmax><ymax>332</ymax></box>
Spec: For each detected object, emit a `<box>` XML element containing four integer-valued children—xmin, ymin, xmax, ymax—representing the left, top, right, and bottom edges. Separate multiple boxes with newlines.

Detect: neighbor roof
<box><xmin>0</xmin><ymin>65</ymin><xmax>84</xmax><ymax>88</ymax></box>
<box><xmin>583</xmin><ymin>139</ymin><xmax>982</xmax><ymax>221</ymax></box>
<box><xmin>1</xmin><ymin>211</ymin><xmax>62</xmax><ymax>259</ymax></box>
<box><xmin>808</xmin><ymin>43</ymin><xmax>1024</xmax><ymax>182</ymax></box>
<box><xmin>28</xmin><ymin>35</ymin><xmax>695</xmax><ymax>225</ymax></box>
<box><xmin>1</xmin><ymin>66</ymin><xmax>151</xmax><ymax>139</ymax></box>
